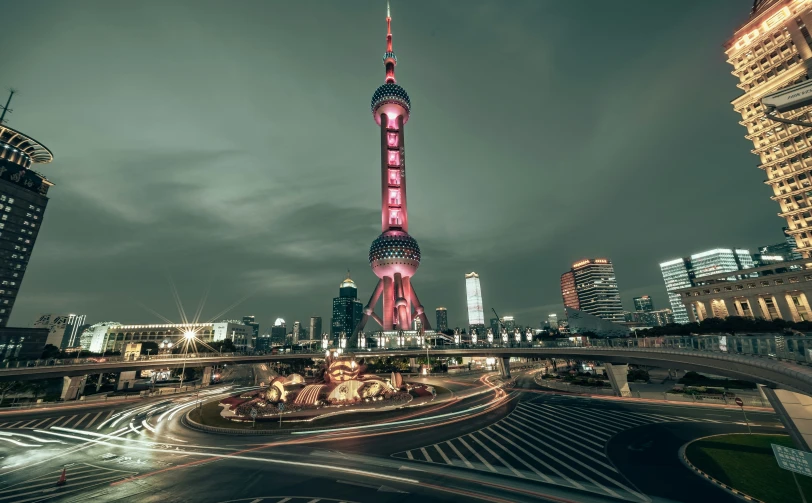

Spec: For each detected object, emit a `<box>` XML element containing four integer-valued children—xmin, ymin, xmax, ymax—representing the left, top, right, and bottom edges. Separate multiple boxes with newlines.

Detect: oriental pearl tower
<box><xmin>353</xmin><ymin>2</ymin><xmax>431</xmax><ymax>339</ymax></box>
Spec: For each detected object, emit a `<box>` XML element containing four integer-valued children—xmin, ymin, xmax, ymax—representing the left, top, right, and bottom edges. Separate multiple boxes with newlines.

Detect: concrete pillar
<box><xmin>61</xmin><ymin>375</ymin><xmax>86</xmax><ymax>401</ymax></box>
<box><xmin>116</xmin><ymin>371</ymin><xmax>137</xmax><ymax>391</ymax></box>
<box><xmin>497</xmin><ymin>357</ymin><xmax>511</xmax><ymax>379</ymax></box>
<box><xmin>604</xmin><ymin>363</ymin><xmax>630</xmax><ymax>397</ymax></box>
<box><xmin>409</xmin><ymin>357</ymin><xmax>418</xmax><ymax>373</ymax></box>
<box><xmin>686</xmin><ymin>302</ymin><xmax>697</xmax><ymax>323</ymax></box>
<box><xmin>748</xmin><ymin>297</ymin><xmax>763</xmax><ymax>319</ymax></box>
<box><xmin>722</xmin><ymin>298</ymin><xmax>738</xmax><ymax>318</ymax></box>
<box><xmin>95</xmin><ymin>373</ymin><xmax>104</xmax><ymax>392</ymax></box>
<box><xmin>762</xmin><ymin>387</ymin><xmax>812</xmax><ymax>451</ymax></box>
<box><xmin>774</xmin><ymin>293</ymin><xmax>798</xmax><ymax>322</ymax></box>
<box><xmin>202</xmin><ymin>366</ymin><xmax>213</xmax><ymax>387</ymax></box>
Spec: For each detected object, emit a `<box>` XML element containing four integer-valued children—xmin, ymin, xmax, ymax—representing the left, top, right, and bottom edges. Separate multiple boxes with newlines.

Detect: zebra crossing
<box><xmin>0</xmin><ymin>409</ymin><xmax>118</xmax><ymax>432</ymax></box>
<box><xmin>393</xmin><ymin>402</ymin><xmax>723</xmax><ymax>502</ymax></box>
<box><xmin>0</xmin><ymin>463</ymin><xmax>137</xmax><ymax>502</ymax></box>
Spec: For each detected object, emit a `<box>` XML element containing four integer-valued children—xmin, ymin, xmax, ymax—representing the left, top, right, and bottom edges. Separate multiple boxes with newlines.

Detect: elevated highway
<box><xmin>4</xmin><ymin>346</ymin><xmax>812</xmax><ymax>395</ymax></box>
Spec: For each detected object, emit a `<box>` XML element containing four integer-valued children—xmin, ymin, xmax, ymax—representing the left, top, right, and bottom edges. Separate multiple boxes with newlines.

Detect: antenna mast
<box><xmin>0</xmin><ymin>89</ymin><xmax>15</xmax><ymax>125</ymax></box>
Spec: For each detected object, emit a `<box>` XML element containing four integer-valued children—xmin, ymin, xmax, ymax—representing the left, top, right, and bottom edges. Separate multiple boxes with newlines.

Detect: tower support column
<box><xmin>383</xmin><ymin>276</ymin><xmax>394</xmax><ymax>330</ymax></box>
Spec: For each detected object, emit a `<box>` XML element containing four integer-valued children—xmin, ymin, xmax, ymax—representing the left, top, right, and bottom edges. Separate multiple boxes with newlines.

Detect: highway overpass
<box><xmin>4</xmin><ymin>346</ymin><xmax>812</xmax><ymax>395</ymax></box>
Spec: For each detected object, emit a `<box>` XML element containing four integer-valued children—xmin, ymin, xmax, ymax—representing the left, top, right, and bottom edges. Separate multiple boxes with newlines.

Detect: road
<box><xmin>0</xmin><ymin>368</ymin><xmax>786</xmax><ymax>502</ymax></box>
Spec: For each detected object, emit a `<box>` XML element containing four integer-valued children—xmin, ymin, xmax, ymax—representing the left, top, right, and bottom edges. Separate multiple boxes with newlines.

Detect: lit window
<box><xmin>387</xmin><ymin>132</ymin><xmax>398</xmax><ymax>147</ymax></box>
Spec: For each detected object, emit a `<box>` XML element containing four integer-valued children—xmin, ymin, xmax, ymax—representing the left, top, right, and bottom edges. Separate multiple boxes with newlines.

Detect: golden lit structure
<box><xmin>726</xmin><ymin>0</ymin><xmax>812</xmax><ymax>256</ymax></box>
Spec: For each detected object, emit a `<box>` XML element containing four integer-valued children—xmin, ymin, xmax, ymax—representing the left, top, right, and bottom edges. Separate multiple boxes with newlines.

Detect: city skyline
<box><xmin>1</xmin><ymin>1</ymin><xmax>781</xmax><ymax>330</ymax></box>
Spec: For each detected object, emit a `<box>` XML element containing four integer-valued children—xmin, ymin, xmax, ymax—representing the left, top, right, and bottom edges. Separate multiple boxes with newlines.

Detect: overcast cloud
<box><xmin>2</xmin><ymin>1</ymin><xmax>772</xmax><ymax>331</ymax></box>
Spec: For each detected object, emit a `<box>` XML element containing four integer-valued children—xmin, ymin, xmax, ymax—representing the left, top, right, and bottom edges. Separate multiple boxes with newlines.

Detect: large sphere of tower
<box><xmin>371</xmin><ymin>83</ymin><xmax>411</xmax><ymax>125</ymax></box>
<box><xmin>368</xmin><ymin>230</ymin><xmax>420</xmax><ymax>279</ymax></box>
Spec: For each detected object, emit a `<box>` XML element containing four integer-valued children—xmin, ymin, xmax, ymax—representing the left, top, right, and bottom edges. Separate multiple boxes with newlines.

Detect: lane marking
<box><xmin>458</xmin><ymin>436</ymin><xmax>497</xmax><ymax>473</ymax></box>
<box><xmin>419</xmin><ymin>447</ymin><xmax>433</xmax><ymax>463</ymax></box>
<box><xmin>445</xmin><ymin>440</ymin><xmax>474</xmax><ymax>469</ymax></box>
<box><xmin>478</xmin><ymin>428</ymin><xmax>554</xmax><ymax>483</ymax></box>
<box><xmin>433</xmin><ymin>444</ymin><xmax>453</xmax><ymax>465</ymax></box>
<box><xmin>72</xmin><ymin>413</ymin><xmax>91</xmax><ymax>428</ymax></box>
<box><xmin>85</xmin><ymin>411</ymin><xmax>104</xmax><ymax>429</ymax></box>
<box><xmin>469</xmin><ymin>432</ymin><xmax>525</xmax><ymax>478</ymax></box>
<box><xmin>405</xmin><ymin>450</ymin><xmax>413</xmax><ymax>460</ymax></box>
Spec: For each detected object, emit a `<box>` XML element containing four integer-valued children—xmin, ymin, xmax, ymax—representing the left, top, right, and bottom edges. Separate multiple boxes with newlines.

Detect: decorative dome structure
<box><xmin>369</xmin><ymin>230</ymin><xmax>420</xmax><ymax>278</ymax></box>
<box><xmin>340</xmin><ymin>274</ymin><xmax>356</xmax><ymax>289</ymax></box>
<box><xmin>371</xmin><ymin>83</ymin><xmax>411</xmax><ymax>125</ymax></box>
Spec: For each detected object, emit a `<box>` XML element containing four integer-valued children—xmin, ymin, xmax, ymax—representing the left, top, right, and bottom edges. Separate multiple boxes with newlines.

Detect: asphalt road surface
<box><xmin>0</xmin><ymin>369</ymin><xmax>785</xmax><ymax>502</ymax></box>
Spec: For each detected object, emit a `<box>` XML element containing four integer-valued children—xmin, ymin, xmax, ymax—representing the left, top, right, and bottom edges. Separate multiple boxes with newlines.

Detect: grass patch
<box><xmin>686</xmin><ymin>434</ymin><xmax>812</xmax><ymax>503</ymax></box>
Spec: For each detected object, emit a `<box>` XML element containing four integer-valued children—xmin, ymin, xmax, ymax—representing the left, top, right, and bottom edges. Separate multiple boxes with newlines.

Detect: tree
<box><xmin>41</xmin><ymin>344</ymin><xmax>60</xmax><ymax>359</ymax></box>
<box><xmin>0</xmin><ymin>381</ymin><xmax>24</xmax><ymax>405</ymax></box>
<box><xmin>25</xmin><ymin>380</ymin><xmax>48</xmax><ymax>402</ymax></box>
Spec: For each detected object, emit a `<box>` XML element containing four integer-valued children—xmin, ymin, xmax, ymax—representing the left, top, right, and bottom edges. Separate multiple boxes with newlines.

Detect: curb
<box><xmin>679</xmin><ymin>434</ymin><xmax>767</xmax><ymax>503</ymax></box>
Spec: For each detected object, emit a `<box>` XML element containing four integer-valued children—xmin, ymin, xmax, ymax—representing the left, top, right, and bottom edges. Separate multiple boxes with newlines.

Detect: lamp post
<box><xmin>178</xmin><ymin>331</ymin><xmax>195</xmax><ymax>390</ymax></box>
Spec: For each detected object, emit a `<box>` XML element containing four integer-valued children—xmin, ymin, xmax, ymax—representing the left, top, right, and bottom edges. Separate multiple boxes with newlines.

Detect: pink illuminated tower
<box><xmin>354</xmin><ymin>2</ymin><xmax>431</xmax><ymax>338</ymax></box>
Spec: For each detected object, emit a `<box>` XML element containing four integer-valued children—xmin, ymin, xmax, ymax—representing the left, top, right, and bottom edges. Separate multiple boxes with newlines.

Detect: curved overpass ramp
<box><xmin>3</xmin><ymin>347</ymin><xmax>812</xmax><ymax>394</ymax></box>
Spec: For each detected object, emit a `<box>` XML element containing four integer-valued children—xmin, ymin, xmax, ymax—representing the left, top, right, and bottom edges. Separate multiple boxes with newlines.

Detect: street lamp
<box><xmin>178</xmin><ymin>331</ymin><xmax>195</xmax><ymax>390</ymax></box>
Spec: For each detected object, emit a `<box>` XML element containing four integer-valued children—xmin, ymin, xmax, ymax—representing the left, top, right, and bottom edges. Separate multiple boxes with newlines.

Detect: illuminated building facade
<box><xmin>660</xmin><ymin>248</ymin><xmax>755</xmax><ymax>323</ymax></box>
<box><xmin>332</xmin><ymin>274</ymin><xmax>363</xmax><ymax>339</ymax></box>
<box><xmin>88</xmin><ymin>322</ymin><xmax>252</xmax><ymax>354</ymax></box>
<box><xmin>465</xmin><ymin>272</ymin><xmax>485</xmax><ymax>328</ymax></box>
<box><xmin>547</xmin><ymin>313</ymin><xmax>558</xmax><ymax>329</ymax></box>
<box><xmin>354</xmin><ymin>4</ymin><xmax>432</xmax><ymax>338</ymax></box>
<box><xmin>726</xmin><ymin>0</ymin><xmax>812</xmax><ymax>257</ymax></box>
<box><xmin>0</xmin><ymin>119</ymin><xmax>54</xmax><ymax>327</ymax></box>
<box><xmin>271</xmin><ymin>318</ymin><xmax>286</xmax><ymax>344</ymax></box>
<box><xmin>309</xmin><ymin>316</ymin><xmax>322</xmax><ymax>340</ymax></box>
<box><xmin>633</xmin><ymin>296</ymin><xmax>654</xmax><ymax>312</ymax></box>
<box><xmin>560</xmin><ymin>271</ymin><xmax>579</xmax><ymax>310</ymax></box>
<box><xmin>435</xmin><ymin>307</ymin><xmax>448</xmax><ymax>332</ymax></box>
<box><xmin>242</xmin><ymin>315</ymin><xmax>259</xmax><ymax>345</ymax></box>
<box><xmin>561</xmin><ymin>259</ymin><xmax>624</xmax><ymax>323</ymax></box>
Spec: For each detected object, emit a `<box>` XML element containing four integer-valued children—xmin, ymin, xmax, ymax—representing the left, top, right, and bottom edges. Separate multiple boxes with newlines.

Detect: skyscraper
<box><xmin>242</xmin><ymin>315</ymin><xmax>259</xmax><ymax>345</ymax></box>
<box><xmin>465</xmin><ymin>272</ymin><xmax>485</xmax><ymax>328</ymax></box>
<box><xmin>292</xmin><ymin>320</ymin><xmax>301</xmax><ymax>344</ymax></box>
<box><xmin>726</xmin><ymin>1</ymin><xmax>812</xmax><ymax>257</ymax></box>
<box><xmin>660</xmin><ymin>248</ymin><xmax>755</xmax><ymax>323</ymax></box>
<box><xmin>560</xmin><ymin>271</ymin><xmax>579</xmax><ymax>310</ymax></box>
<box><xmin>561</xmin><ymin>259</ymin><xmax>624</xmax><ymax>323</ymax></box>
<box><xmin>547</xmin><ymin>313</ymin><xmax>558</xmax><ymax>330</ymax></box>
<box><xmin>353</xmin><ymin>4</ymin><xmax>431</xmax><ymax>335</ymax></box>
<box><xmin>0</xmin><ymin>95</ymin><xmax>55</xmax><ymax>327</ymax></box>
<box><xmin>309</xmin><ymin>316</ymin><xmax>322</xmax><ymax>340</ymax></box>
<box><xmin>331</xmin><ymin>273</ymin><xmax>363</xmax><ymax>338</ymax></box>
<box><xmin>633</xmin><ymin>296</ymin><xmax>654</xmax><ymax>312</ymax></box>
<box><xmin>503</xmin><ymin>316</ymin><xmax>515</xmax><ymax>333</ymax></box>
<box><xmin>271</xmin><ymin>318</ymin><xmax>286</xmax><ymax>345</ymax></box>
<box><xmin>435</xmin><ymin>307</ymin><xmax>448</xmax><ymax>332</ymax></box>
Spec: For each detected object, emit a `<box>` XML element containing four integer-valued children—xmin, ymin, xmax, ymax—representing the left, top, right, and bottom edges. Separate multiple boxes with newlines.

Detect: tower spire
<box><xmin>384</xmin><ymin>1</ymin><xmax>397</xmax><ymax>83</ymax></box>
<box><xmin>0</xmin><ymin>89</ymin><xmax>15</xmax><ymax>126</ymax></box>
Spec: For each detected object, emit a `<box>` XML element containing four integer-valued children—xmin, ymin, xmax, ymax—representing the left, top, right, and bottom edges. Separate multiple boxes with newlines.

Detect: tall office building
<box><xmin>560</xmin><ymin>259</ymin><xmax>624</xmax><ymax>323</ymax></box>
<box><xmin>331</xmin><ymin>273</ymin><xmax>363</xmax><ymax>338</ymax></box>
<box><xmin>464</xmin><ymin>272</ymin><xmax>485</xmax><ymax>329</ymax></box>
<box><xmin>292</xmin><ymin>320</ymin><xmax>301</xmax><ymax>344</ymax></box>
<box><xmin>560</xmin><ymin>271</ymin><xmax>579</xmax><ymax>310</ymax></box>
<box><xmin>726</xmin><ymin>1</ymin><xmax>812</xmax><ymax>257</ymax></box>
<box><xmin>0</xmin><ymin>96</ymin><xmax>55</xmax><ymax>327</ymax></box>
<box><xmin>435</xmin><ymin>307</ymin><xmax>448</xmax><ymax>332</ymax></box>
<box><xmin>309</xmin><ymin>316</ymin><xmax>322</xmax><ymax>340</ymax></box>
<box><xmin>503</xmin><ymin>316</ymin><xmax>515</xmax><ymax>333</ymax></box>
<box><xmin>271</xmin><ymin>318</ymin><xmax>286</xmax><ymax>345</ymax></box>
<box><xmin>33</xmin><ymin>313</ymin><xmax>85</xmax><ymax>349</ymax></box>
<box><xmin>633</xmin><ymin>296</ymin><xmax>655</xmax><ymax>312</ymax></box>
<box><xmin>242</xmin><ymin>315</ymin><xmax>259</xmax><ymax>345</ymax></box>
<box><xmin>660</xmin><ymin>248</ymin><xmax>755</xmax><ymax>324</ymax></box>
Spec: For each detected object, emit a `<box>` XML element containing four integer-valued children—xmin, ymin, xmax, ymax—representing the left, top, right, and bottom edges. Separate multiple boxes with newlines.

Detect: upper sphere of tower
<box><xmin>371</xmin><ymin>83</ymin><xmax>410</xmax><ymax>123</ymax></box>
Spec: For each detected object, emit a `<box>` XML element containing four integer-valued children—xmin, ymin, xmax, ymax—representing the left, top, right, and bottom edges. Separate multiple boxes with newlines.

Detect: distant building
<box><xmin>561</xmin><ymin>259</ymin><xmax>624</xmax><ymax>323</ymax></box>
<box><xmin>255</xmin><ymin>334</ymin><xmax>272</xmax><ymax>352</ymax></box>
<box><xmin>625</xmin><ymin>309</ymin><xmax>674</xmax><ymax>327</ymax></box>
<box><xmin>0</xmin><ymin>327</ymin><xmax>49</xmax><ymax>360</ymax></box>
<box><xmin>309</xmin><ymin>316</ymin><xmax>322</xmax><ymax>340</ymax></box>
<box><xmin>435</xmin><ymin>307</ymin><xmax>448</xmax><ymax>332</ymax></box>
<box><xmin>88</xmin><ymin>321</ymin><xmax>252</xmax><ymax>354</ymax></box>
<box><xmin>660</xmin><ymin>248</ymin><xmax>755</xmax><ymax>323</ymax></box>
<box><xmin>33</xmin><ymin>313</ymin><xmax>86</xmax><ymax>349</ymax></box>
<box><xmin>465</xmin><ymin>272</ymin><xmax>485</xmax><ymax>328</ymax></box>
<box><xmin>547</xmin><ymin>313</ymin><xmax>558</xmax><ymax>330</ymax></box>
<box><xmin>489</xmin><ymin>317</ymin><xmax>500</xmax><ymax>337</ymax></box>
<box><xmin>271</xmin><ymin>318</ymin><xmax>286</xmax><ymax>345</ymax></box>
<box><xmin>292</xmin><ymin>321</ymin><xmax>302</xmax><ymax>344</ymax></box>
<box><xmin>331</xmin><ymin>273</ymin><xmax>363</xmax><ymax>338</ymax></box>
<box><xmin>242</xmin><ymin>315</ymin><xmax>259</xmax><ymax>345</ymax></box>
<box><xmin>633</xmin><ymin>296</ymin><xmax>654</xmax><ymax>312</ymax></box>
<box><xmin>0</xmin><ymin>115</ymin><xmax>55</xmax><ymax>328</ymax></box>
<box><xmin>503</xmin><ymin>316</ymin><xmax>515</xmax><ymax>333</ymax></box>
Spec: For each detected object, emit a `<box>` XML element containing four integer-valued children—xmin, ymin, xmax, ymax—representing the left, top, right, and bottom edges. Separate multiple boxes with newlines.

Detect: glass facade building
<box><xmin>464</xmin><ymin>272</ymin><xmax>484</xmax><ymax>327</ymax></box>
<box><xmin>435</xmin><ymin>307</ymin><xmax>448</xmax><ymax>332</ymax></box>
<box><xmin>561</xmin><ymin>259</ymin><xmax>624</xmax><ymax>323</ymax></box>
<box><xmin>331</xmin><ymin>274</ymin><xmax>363</xmax><ymax>338</ymax></box>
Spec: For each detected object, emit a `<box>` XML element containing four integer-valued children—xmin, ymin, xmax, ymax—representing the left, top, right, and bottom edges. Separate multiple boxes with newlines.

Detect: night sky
<box><xmin>3</xmin><ymin>1</ymin><xmax>777</xmax><ymax>331</ymax></box>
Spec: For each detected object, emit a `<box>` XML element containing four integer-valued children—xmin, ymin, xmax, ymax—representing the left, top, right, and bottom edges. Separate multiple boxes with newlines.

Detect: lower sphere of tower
<box><xmin>369</xmin><ymin>230</ymin><xmax>420</xmax><ymax>279</ymax></box>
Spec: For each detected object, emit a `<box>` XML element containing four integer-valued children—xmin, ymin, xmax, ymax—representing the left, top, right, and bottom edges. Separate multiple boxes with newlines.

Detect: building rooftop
<box><xmin>0</xmin><ymin>125</ymin><xmax>53</xmax><ymax>164</ymax></box>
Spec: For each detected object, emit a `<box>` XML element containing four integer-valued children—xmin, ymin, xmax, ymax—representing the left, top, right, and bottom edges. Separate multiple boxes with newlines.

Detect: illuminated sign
<box><xmin>764</xmin><ymin>7</ymin><xmax>791</xmax><ymax>31</ymax></box>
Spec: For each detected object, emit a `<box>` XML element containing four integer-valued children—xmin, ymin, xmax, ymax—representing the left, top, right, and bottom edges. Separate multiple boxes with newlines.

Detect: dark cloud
<box><xmin>3</xmin><ymin>0</ymin><xmax>772</xmax><ymax>330</ymax></box>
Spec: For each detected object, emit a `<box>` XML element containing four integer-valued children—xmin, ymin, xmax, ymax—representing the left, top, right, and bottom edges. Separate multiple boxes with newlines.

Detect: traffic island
<box><xmin>683</xmin><ymin>433</ymin><xmax>812</xmax><ymax>503</ymax></box>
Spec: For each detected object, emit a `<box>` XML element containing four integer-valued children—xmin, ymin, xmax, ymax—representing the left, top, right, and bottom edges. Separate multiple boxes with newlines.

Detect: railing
<box><xmin>3</xmin><ymin>334</ymin><xmax>812</xmax><ymax>371</ymax></box>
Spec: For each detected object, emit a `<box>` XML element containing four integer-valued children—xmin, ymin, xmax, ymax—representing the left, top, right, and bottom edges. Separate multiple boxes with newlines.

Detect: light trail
<box><xmin>0</xmin><ymin>431</ymin><xmax>64</xmax><ymax>444</ymax></box>
<box><xmin>0</xmin><ymin>436</ymin><xmax>39</xmax><ymax>447</ymax></box>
